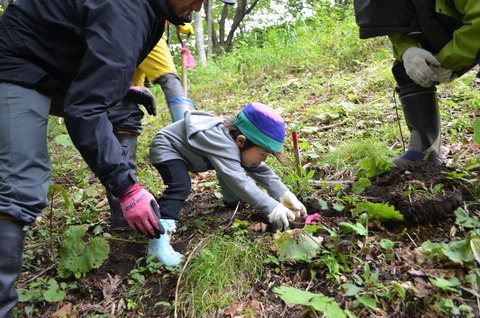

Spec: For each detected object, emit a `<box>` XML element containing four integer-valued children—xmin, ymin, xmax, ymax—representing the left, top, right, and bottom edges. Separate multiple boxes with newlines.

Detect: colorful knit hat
<box><xmin>234</xmin><ymin>102</ymin><xmax>285</xmax><ymax>162</ymax></box>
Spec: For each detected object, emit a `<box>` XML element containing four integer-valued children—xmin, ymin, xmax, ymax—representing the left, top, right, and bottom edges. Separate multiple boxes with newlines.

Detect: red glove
<box><xmin>119</xmin><ymin>183</ymin><xmax>164</xmax><ymax>239</ymax></box>
<box><xmin>125</xmin><ymin>86</ymin><xmax>157</xmax><ymax>116</ymax></box>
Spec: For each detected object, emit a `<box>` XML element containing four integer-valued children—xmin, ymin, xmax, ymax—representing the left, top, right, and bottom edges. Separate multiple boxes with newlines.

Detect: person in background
<box><xmin>0</xmin><ymin>0</ymin><xmax>234</xmax><ymax>315</ymax></box>
<box><xmin>148</xmin><ymin>102</ymin><xmax>307</xmax><ymax>265</ymax></box>
<box><xmin>108</xmin><ymin>24</ymin><xmax>197</xmax><ymax>229</ymax></box>
<box><xmin>354</xmin><ymin>0</ymin><xmax>480</xmax><ymax>167</ymax></box>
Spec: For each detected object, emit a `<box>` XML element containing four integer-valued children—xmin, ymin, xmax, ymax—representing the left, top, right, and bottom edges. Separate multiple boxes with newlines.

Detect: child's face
<box><xmin>240</xmin><ymin>146</ymin><xmax>273</xmax><ymax>167</ymax></box>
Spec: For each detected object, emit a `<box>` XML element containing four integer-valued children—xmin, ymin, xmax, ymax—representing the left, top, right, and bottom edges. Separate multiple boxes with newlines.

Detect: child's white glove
<box><xmin>267</xmin><ymin>204</ymin><xmax>295</xmax><ymax>232</ymax></box>
<box><xmin>279</xmin><ymin>191</ymin><xmax>307</xmax><ymax>218</ymax></box>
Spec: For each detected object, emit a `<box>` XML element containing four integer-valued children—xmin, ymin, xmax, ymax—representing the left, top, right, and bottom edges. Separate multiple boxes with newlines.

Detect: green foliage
<box><xmin>17</xmin><ymin>277</ymin><xmax>78</xmax><ymax>314</ymax></box>
<box><xmin>274</xmin><ymin>229</ymin><xmax>323</xmax><ymax>261</ymax></box>
<box><xmin>177</xmin><ymin>235</ymin><xmax>266</xmax><ymax>317</ymax></box>
<box><xmin>355</xmin><ymin>201</ymin><xmax>404</xmax><ymax>222</ymax></box>
<box><xmin>474</xmin><ymin>119</ymin><xmax>480</xmax><ymax>144</ymax></box>
<box><xmin>352</xmin><ymin>177</ymin><xmax>371</xmax><ymax>194</ymax></box>
<box><xmin>357</xmin><ymin>157</ymin><xmax>394</xmax><ymax>178</ymax></box>
<box><xmin>283</xmin><ymin>166</ymin><xmax>316</xmax><ymax>198</ymax></box>
<box><xmin>57</xmin><ymin>225</ymin><xmax>110</xmax><ymax>278</ymax></box>
<box><xmin>273</xmin><ymin>286</ymin><xmax>348</xmax><ymax>317</ymax></box>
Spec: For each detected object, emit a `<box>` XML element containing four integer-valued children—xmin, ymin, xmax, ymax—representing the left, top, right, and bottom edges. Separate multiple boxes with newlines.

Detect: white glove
<box><xmin>431</xmin><ymin>65</ymin><xmax>456</xmax><ymax>84</ymax></box>
<box><xmin>402</xmin><ymin>47</ymin><xmax>440</xmax><ymax>87</ymax></box>
<box><xmin>267</xmin><ymin>204</ymin><xmax>295</xmax><ymax>232</ymax></box>
<box><xmin>279</xmin><ymin>191</ymin><xmax>307</xmax><ymax>218</ymax></box>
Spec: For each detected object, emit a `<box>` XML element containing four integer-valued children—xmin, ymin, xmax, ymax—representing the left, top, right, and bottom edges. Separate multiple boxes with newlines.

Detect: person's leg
<box><xmin>390</xmin><ymin>60</ymin><xmax>442</xmax><ymax>167</ymax></box>
<box><xmin>106</xmin><ymin>99</ymin><xmax>144</xmax><ymax>228</ymax></box>
<box><xmin>149</xmin><ymin>159</ymin><xmax>191</xmax><ymax>266</ymax></box>
<box><xmin>0</xmin><ymin>82</ymin><xmax>51</xmax><ymax>316</ymax></box>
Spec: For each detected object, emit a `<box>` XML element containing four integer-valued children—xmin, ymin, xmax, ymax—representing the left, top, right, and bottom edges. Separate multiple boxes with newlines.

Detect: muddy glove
<box><xmin>125</xmin><ymin>86</ymin><xmax>157</xmax><ymax>116</ymax></box>
<box><xmin>279</xmin><ymin>191</ymin><xmax>307</xmax><ymax>218</ymax></box>
<box><xmin>431</xmin><ymin>65</ymin><xmax>456</xmax><ymax>84</ymax></box>
<box><xmin>402</xmin><ymin>47</ymin><xmax>439</xmax><ymax>87</ymax></box>
<box><xmin>267</xmin><ymin>204</ymin><xmax>295</xmax><ymax>232</ymax></box>
<box><xmin>119</xmin><ymin>183</ymin><xmax>164</xmax><ymax>239</ymax></box>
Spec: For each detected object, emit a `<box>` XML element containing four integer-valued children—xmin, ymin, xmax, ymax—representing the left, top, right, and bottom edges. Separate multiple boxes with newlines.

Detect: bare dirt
<box><xmin>16</xmin><ymin>161</ymin><xmax>479</xmax><ymax>317</ymax></box>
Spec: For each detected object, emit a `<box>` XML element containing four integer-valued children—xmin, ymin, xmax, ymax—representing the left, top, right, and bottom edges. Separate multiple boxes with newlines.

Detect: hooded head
<box><xmin>234</xmin><ymin>102</ymin><xmax>285</xmax><ymax>162</ymax></box>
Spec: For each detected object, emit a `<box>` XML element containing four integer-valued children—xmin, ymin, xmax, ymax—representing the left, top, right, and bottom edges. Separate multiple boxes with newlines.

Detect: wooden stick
<box><xmin>292</xmin><ymin>131</ymin><xmax>302</xmax><ymax>177</ymax></box>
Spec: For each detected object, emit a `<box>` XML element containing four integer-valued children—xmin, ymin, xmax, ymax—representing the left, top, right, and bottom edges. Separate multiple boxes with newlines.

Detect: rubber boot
<box><xmin>0</xmin><ymin>218</ymin><xmax>29</xmax><ymax>318</ymax></box>
<box><xmin>156</xmin><ymin>73</ymin><xmax>195</xmax><ymax>122</ymax></box>
<box><xmin>390</xmin><ymin>85</ymin><xmax>442</xmax><ymax>167</ymax></box>
<box><xmin>148</xmin><ymin>219</ymin><xmax>183</xmax><ymax>266</ymax></box>
<box><xmin>107</xmin><ymin>133</ymin><xmax>138</xmax><ymax>229</ymax></box>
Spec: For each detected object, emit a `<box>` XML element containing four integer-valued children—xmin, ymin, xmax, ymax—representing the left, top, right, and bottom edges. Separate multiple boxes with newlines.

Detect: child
<box><xmin>149</xmin><ymin>102</ymin><xmax>307</xmax><ymax>265</ymax></box>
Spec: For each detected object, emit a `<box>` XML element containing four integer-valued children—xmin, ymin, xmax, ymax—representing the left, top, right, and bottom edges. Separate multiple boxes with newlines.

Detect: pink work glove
<box><xmin>119</xmin><ymin>183</ymin><xmax>164</xmax><ymax>239</ymax></box>
<box><xmin>180</xmin><ymin>47</ymin><xmax>196</xmax><ymax>70</ymax></box>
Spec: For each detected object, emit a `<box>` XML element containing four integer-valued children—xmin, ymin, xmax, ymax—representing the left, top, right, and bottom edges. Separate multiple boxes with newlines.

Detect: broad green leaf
<box><xmin>443</xmin><ymin>240</ymin><xmax>475</xmax><ymax>264</ymax></box>
<box><xmin>54</xmin><ymin>134</ymin><xmax>75</xmax><ymax>148</ymax></box>
<box><xmin>43</xmin><ymin>279</ymin><xmax>66</xmax><ymax>302</ymax></box>
<box><xmin>275</xmin><ymin>230</ymin><xmax>323</xmax><ymax>261</ymax></box>
<box><xmin>273</xmin><ymin>286</ymin><xmax>345</xmax><ymax>315</ymax></box>
<box><xmin>474</xmin><ymin>119</ymin><xmax>480</xmax><ymax>145</ymax></box>
<box><xmin>341</xmin><ymin>283</ymin><xmax>363</xmax><ymax>296</ymax></box>
<box><xmin>379</xmin><ymin>239</ymin><xmax>395</xmax><ymax>251</ymax></box>
<box><xmin>339</xmin><ymin>222</ymin><xmax>368</xmax><ymax>236</ymax></box>
<box><xmin>354</xmin><ymin>294</ymin><xmax>377</xmax><ymax>310</ymax></box>
<box><xmin>429</xmin><ymin>277</ymin><xmax>461</xmax><ymax>289</ymax></box>
<box><xmin>455</xmin><ymin>207</ymin><xmax>480</xmax><ymax>228</ymax></box>
<box><xmin>356</xmin><ymin>202</ymin><xmax>404</xmax><ymax>222</ymax></box>
<box><xmin>58</xmin><ymin>225</ymin><xmax>110</xmax><ymax>278</ymax></box>
<box><xmin>352</xmin><ymin>178</ymin><xmax>371</xmax><ymax>194</ymax></box>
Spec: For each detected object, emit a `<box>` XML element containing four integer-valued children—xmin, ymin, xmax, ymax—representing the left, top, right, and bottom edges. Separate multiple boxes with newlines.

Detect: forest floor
<box><xmin>17</xmin><ymin>160</ymin><xmax>479</xmax><ymax>318</ymax></box>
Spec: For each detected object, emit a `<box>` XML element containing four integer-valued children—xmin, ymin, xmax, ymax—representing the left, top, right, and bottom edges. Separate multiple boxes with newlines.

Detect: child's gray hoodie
<box><xmin>150</xmin><ymin>110</ymin><xmax>288</xmax><ymax>216</ymax></box>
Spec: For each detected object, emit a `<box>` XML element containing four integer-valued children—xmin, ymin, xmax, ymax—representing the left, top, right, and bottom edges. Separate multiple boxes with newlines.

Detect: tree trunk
<box><xmin>194</xmin><ymin>7</ymin><xmax>207</xmax><ymax>67</ymax></box>
<box><xmin>205</xmin><ymin>0</ymin><xmax>214</xmax><ymax>57</ymax></box>
<box><xmin>212</xmin><ymin>0</ymin><xmax>260</xmax><ymax>52</ymax></box>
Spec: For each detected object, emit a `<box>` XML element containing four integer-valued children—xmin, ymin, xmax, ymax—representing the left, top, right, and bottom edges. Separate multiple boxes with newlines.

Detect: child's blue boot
<box><xmin>148</xmin><ymin>219</ymin><xmax>183</xmax><ymax>266</ymax></box>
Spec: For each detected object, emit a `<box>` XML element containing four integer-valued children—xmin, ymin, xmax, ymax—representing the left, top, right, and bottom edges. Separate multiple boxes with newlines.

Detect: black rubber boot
<box><xmin>391</xmin><ymin>85</ymin><xmax>442</xmax><ymax>167</ymax></box>
<box><xmin>0</xmin><ymin>218</ymin><xmax>29</xmax><ymax>318</ymax></box>
<box><xmin>107</xmin><ymin>133</ymin><xmax>138</xmax><ymax>229</ymax></box>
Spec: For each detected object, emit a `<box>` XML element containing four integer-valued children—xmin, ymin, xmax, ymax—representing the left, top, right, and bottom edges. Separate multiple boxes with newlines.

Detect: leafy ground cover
<box><xmin>13</xmin><ymin>4</ymin><xmax>480</xmax><ymax>318</ymax></box>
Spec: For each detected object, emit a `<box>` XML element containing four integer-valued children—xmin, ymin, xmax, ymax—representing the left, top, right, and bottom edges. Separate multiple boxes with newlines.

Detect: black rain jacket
<box><xmin>0</xmin><ymin>0</ymin><xmax>184</xmax><ymax>196</ymax></box>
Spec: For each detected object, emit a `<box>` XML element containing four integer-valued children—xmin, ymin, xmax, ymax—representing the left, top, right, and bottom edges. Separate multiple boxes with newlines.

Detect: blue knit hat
<box><xmin>234</xmin><ymin>102</ymin><xmax>285</xmax><ymax>162</ymax></box>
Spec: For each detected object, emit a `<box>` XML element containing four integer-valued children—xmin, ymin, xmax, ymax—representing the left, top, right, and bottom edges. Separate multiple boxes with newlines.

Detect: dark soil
<box><xmin>16</xmin><ymin>161</ymin><xmax>479</xmax><ymax>317</ymax></box>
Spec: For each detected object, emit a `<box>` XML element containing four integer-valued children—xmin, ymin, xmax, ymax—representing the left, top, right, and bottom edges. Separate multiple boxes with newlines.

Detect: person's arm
<box><xmin>244</xmin><ymin>163</ymin><xmax>288</xmax><ymax>200</ymax></box>
<box><xmin>135</xmin><ymin>37</ymin><xmax>177</xmax><ymax>85</ymax></box>
<box><xmin>208</xmin><ymin>156</ymin><xmax>279</xmax><ymax>214</ymax></box>
<box><xmin>62</xmin><ymin>2</ymin><xmax>165</xmax><ymax>238</ymax></box>
<box><xmin>63</xmin><ymin>5</ymin><xmax>147</xmax><ymax>196</ymax></box>
<box><xmin>436</xmin><ymin>0</ymin><xmax>480</xmax><ymax>71</ymax></box>
<box><xmin>388</xmin><ymin>33</ymin><xmax>421</xmax><ymax>61</ymax></box>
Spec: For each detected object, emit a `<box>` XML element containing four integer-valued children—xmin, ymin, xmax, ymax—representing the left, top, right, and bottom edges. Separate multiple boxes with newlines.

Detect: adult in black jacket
<box><xmin>0</xmin><ymin>0</ymin><xmax>233</xmax><ymax>315</ymax></box>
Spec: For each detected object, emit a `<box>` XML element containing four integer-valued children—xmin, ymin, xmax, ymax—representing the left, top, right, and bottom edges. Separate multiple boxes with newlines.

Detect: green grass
<box><xmin>177</xmin><ymin>235</ymin><xmax>266</xmax><ymax>317</ymax></box>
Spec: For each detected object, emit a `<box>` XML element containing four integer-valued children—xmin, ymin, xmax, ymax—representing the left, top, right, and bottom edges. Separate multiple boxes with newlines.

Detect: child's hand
<box><xmin>279</xmin><ymin>191</ymin><xmax>307</xmax><ymax>218</ymax></box>
<box><xmin>268</xmin><ymin>204</ymin><xmax>295</xmax><ymax>232</ymax></box>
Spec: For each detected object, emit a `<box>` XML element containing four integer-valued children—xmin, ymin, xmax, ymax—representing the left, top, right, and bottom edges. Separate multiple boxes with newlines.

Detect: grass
<box><xmin>176</xmin><ymin>234</ymin><xmax>266</xmax><ymax>317</ymax></box>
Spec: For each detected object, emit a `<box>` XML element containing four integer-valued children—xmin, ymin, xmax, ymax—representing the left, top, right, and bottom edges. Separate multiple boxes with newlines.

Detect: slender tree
<box><xmin>194</xmin><ymin>8</ymin><xmax>207</xmax><ymax>67</ymax></box>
